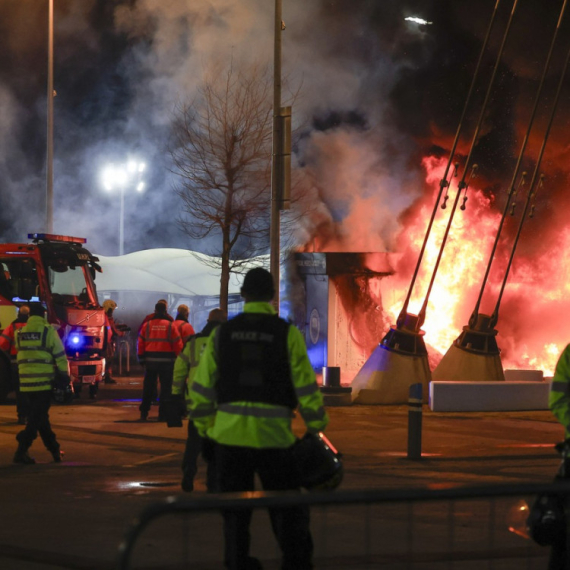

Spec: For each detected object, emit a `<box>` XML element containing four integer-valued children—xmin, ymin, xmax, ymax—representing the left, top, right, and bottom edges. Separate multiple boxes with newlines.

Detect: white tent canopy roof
<box><xmin>94</xmin><ymin>248</ymin><xmax>268</xmax><ymax>297</ymax></box>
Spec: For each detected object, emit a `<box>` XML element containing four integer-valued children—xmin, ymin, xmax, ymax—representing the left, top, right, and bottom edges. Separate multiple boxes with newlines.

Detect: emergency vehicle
<box><xmin>0</xmin><ymin>233</ymin><xmax>107</xmax><ymax>400</ymax></box>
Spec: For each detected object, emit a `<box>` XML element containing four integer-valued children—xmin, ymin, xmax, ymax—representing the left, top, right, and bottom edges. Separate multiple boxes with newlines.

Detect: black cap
<box><xmin>29</xmin><ymin>302</ymin><xmax>46</xmax><ymax>317</ymax></box>
<box><xmin>241</xmin><ymin>267</ymin><xmax>275</xmax><ymax>300</ymax></box>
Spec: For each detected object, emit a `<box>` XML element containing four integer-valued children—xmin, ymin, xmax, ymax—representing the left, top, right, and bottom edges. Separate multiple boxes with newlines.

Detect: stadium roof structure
<box><xmin>94</xmin><ymin>248</ymin><xmax>268</xmax><ymax>297</ymax></box>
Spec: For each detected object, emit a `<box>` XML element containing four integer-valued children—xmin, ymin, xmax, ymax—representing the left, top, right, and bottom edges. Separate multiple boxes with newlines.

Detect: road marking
<box><xmin>131</xmin><ymin>452</ymin><xmax>179</xmax><ymax>465</ymax></box>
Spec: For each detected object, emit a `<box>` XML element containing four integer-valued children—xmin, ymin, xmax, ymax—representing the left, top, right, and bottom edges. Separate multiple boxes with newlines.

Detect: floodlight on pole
<box><xmin>101</xmin><ymin>160</ymin><xmax>146</xmax><ymax>256</ymax></box>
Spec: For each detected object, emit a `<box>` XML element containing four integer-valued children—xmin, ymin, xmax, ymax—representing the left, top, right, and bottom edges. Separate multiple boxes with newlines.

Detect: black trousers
<box><xmin>216</xmin><ymin>444</ymin><xmax>313</xmax><ymax>570</ymax></box>
<box><xmin>182</xmin><ymin>421</ymin><xmax>217</xmax><ymax>491</ymax></box>
<box><xmin>10</xmin><ymin>363</ymin><xmax>29</xmax><ymax>418</ymax></box>
<box><xmin>16</xmin><ymin>391</ymin><xmax>58</xmax><ymax>452</ymax></box>
<box><xmin>139</xmin><ymin>365</ymin><xmax>173</xmax><ymax>416</ymax></box>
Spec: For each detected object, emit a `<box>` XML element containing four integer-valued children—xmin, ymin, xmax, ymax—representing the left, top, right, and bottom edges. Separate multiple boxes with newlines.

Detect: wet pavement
<box><xmin>0</xmin><ymin>371</ymin><xmax>563</xmax><ymax>569</ymax></box>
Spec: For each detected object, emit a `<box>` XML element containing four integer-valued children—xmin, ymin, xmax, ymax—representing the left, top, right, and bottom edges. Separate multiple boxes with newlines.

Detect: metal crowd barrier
<box><xmin>117</xmin><ymin>480</ymin><xmax>570</xmax><ymax>569</ymax></box>
<box><xmin>117</xmin><ymin>338</ymin><xmax>130</xmax><ymax>376</ymax></box>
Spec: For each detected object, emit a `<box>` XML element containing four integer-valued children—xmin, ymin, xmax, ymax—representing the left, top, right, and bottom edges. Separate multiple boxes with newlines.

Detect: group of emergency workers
<box><xmin>136</xmin><ymin>268</ymin><xmax>329</xmax><ymax>569</ymax></box>
<box><xmin>7</xmin><ymin>262</ymin><xmax>570</xmax><ymax>568</ymax></box>
<box><xmin>0</xmin><ymin>267</ymin><xmax>330</xmax><ymax>569</ymax></box>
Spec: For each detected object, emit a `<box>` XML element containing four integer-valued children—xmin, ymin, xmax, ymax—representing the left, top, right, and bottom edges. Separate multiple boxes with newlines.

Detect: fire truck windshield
<box><xmin>48</xmin><ymin>264</ymin><xmax>98</xmax><ymax>307</ymax></box>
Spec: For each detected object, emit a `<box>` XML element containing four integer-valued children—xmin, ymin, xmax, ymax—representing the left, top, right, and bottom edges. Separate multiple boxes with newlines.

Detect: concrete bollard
<box><xmin>407</xmin><ymin>383</ymin><xmax>423</xmax><ymax>460</ymax></box>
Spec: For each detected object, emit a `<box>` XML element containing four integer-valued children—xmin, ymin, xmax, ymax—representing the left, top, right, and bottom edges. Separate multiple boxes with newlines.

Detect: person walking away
<box><xmin>172</xmin><ymin>308</ymin><xmax>227</xmax><ymax>492</ymax></box>
<box><xmin>0</xmin><ymin>304</ymin><xmax>30</xmax><ymax>424</ymax></box>
<box><xmin>173</xmin><ymin>304</ymin><xmax>195</xmax><ymax>346</ymax></box>
<box><xmin>137</xmin><ymin>302</ymin><xmax>183</xmax><ymax>421</ymax></box>
<box><xmin>13</xmin><ymin>302</ymin><xmax>69</xmax><ymax>464</ymax></box>
<box><xmin>102</xmin><ymin>299</ymin><xmax>125</xmax><ymax>385</ymax></box>
<box><xmin>190</xmin><ymin>267</ymin><xmax>329</xmax><ymax>570</ymax></box>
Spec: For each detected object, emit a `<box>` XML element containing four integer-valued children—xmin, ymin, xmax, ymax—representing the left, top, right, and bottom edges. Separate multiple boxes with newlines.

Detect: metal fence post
<box><xmin>407</xmin><ymin>383</ymin><xmax>423</xmax><ymax>460</ymax></box>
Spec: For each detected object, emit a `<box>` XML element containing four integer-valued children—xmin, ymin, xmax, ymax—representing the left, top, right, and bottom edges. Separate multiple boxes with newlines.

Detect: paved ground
<box><xmin>0</xmin><ymin>371</ymin><xmax>564</xmax><ymax>569</ymax></box>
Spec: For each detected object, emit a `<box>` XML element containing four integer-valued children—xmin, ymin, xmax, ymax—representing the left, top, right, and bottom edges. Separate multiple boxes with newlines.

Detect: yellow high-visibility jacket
<box><xmin>550</xmin><ymin>344</ymin><xmax>570</xmax><ymax>438</ymax></box>
<box><xmin>189</xmin><ymin>302</ymin><xmax>329</xmax><ymax>449</ymax></box>
<box><xmin>16</xmin><ymin>315</ymin><xmax>69</xmax><ymax>393</ymax></box>
<box><xmin>172</xmin><ymin>321</ymin><xmax>221</xmax><ymax>412</ymax></box>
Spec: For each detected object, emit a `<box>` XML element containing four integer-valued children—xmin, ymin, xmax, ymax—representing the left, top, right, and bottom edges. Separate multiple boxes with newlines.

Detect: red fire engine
<box><xmin>0</xmin><ymin>233</ymin><xmax>107</xmax><ymax>399</ymax></box>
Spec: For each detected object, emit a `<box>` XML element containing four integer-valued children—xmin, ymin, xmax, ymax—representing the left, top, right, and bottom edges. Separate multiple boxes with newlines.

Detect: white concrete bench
<box><xmin>429</xmin><ymin>380</ymin><xmax>551</xmax><ymax>412</ymax></box>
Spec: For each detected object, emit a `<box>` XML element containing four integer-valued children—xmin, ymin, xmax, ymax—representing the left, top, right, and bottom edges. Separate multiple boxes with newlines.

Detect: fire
<box><xmin>386</xmin><ymin>155</ymin><xmax>566</xmax><ymax>376</ymax></box>
<box><xmin>299</xmin><ymin>148</ymin><xmax>568</xmax><ymax>377</ymax></box>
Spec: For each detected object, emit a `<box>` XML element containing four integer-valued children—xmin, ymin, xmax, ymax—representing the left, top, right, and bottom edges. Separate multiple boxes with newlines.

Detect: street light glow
<box><xmin>405</xmin><ymin>16</ymin><xmax>433</xmax><ymax>25</ymax></box>
<box><xmin>100</xmin><ymin>159</ymin><xmax>147</xmax><ymax>255</ymax></box>
<box><xmin>101</xmin><ymin>160</ymin><xmax>146</xmax><ymax>191</ymax></box>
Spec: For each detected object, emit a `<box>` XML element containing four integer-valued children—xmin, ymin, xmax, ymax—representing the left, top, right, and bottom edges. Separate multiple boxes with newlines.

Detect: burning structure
<box><xmin>290</xmin><ymin>252</ymin><xmax>394</xmax><ymax>382</ymax></box>
<box><xmin>291</xmin><ymin>0</ymin><xmax>570</xmax><ymax>405</ymax></box>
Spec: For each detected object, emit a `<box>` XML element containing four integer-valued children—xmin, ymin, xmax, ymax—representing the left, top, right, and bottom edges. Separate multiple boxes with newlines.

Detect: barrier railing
<box><xmin>117</xmin><ymin>339</ymin><xmax>130</xmax><ymax>376</ymax></box>
<box><xmin>117</xmin><ymin>480</ymin><xmax>568</xmax><ymax>569</ymax></box>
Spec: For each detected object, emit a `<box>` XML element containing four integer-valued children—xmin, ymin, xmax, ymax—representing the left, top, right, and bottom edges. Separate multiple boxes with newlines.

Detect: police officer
<box><xmin>172</xmin><ymin>307</ymin><xmax>227</xmax><ymax>492</ymax></box>
<box><xmin>137</xmin><ymin>302</ymin><xmax>183</xmax><ymax>421</ymax></box>
<box><xmin>13</xmin><ymin>303</ymin><xmax>69</xmax><ymax>464</ymax></box>
<box><xmin>190</xmin><ymin>267</ymin><xmax>329</xmax><ymax>570</ymax></box>
<box><xmin>0</xmin><ymin>304</ymin><xmax>30</xmax><ymax>424</ymax></box>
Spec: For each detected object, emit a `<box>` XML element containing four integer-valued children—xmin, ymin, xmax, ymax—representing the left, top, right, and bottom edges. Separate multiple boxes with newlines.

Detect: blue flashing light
<box><xmin>68</xmin><ymin>333</ymin><xmax>83</xmax><ymax>348</ymax></box>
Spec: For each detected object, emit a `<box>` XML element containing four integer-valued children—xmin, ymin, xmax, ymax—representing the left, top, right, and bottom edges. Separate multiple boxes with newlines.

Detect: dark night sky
<box><xmin>0</xmin><ymin>0</ymin><xmax>569</xmax><ymax>258</ymax></box>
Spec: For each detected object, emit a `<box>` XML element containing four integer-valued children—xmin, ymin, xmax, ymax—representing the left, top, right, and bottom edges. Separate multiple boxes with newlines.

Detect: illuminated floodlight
<box><xmin>405</xmin><ymin>16</ymin><xmax>433</xmax><ymax>25</ymax></box>
<box><xmin>100</xmin><ymin>158</ymin><xmax>147</xmax><ymax>256</ymax></box>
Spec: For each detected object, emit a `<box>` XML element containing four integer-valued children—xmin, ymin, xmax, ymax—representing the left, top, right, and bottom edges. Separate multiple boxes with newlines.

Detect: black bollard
<box><xmin>407</xmin><ymin>383</ymin><xmax>423</xmax><ymax>460</ymax></box>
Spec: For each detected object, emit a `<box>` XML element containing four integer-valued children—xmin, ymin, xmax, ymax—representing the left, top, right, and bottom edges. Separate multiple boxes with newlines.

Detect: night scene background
<box><xmin>2</xmin><ymin>0</ymin><xmax>570</xmax><ymax>372</ymax></box>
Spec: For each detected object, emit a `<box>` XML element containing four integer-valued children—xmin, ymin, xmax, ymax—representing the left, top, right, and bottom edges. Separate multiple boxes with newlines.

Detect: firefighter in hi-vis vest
<box><xmin>172</xmin><ymin>307</ymin><xmax>227</xmax><ymax>492</ymax></box>
<box><xmin>13</xmin><ymin>303</ymin><xmax>69</xmax><ymax>464</ymax></box>
<box><xmin>189</xmin><ymin>267</ymin><xmax>329</xmax><ymax>570</ymax></box>
<box><xmin>0</xmin><ymin>304</ymin><xmax>30</xmax><ymax>424</ymax></box>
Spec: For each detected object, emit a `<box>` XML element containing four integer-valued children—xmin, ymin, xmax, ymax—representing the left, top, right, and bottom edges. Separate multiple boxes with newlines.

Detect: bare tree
<box><xmin>171</xmin><ymin>61</ymin><xmax>274</xmax><ymax>312</ymax></box>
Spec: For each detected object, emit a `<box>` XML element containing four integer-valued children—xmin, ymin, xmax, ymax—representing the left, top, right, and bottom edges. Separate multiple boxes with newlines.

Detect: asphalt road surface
<box><xmin>0</xmin><ymin>374</ymin><xmax>563</xmax><ymax>569</ymax></box>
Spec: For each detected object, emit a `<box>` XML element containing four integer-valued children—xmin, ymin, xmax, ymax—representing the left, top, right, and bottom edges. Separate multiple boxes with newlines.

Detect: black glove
<box><xmin>53</xmin><ymin>372</ymin><xmax>71</xmax><ymax>391</ymax></box>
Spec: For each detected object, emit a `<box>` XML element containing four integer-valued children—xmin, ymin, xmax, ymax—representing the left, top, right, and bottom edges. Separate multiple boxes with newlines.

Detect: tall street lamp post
<box><xmin>101</xmin><ymin>161</ymin><xmax>146</xmax><ymax>256</ymax></box>
<box><xmin>46</xmin><ymin>0</ymin><xmax>54</xmax><ymax>233</ymax></box>
<box><xmin>270</xmin><ymin>0</ymin><xmax>291</xmax><ymax>312</ymax></box>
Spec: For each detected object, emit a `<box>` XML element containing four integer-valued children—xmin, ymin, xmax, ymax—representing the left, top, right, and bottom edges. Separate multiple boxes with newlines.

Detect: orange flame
<box><xmin>387</xmin><ymin>155</ymin><xmax>564</xmax><ymax>375</ymax></box>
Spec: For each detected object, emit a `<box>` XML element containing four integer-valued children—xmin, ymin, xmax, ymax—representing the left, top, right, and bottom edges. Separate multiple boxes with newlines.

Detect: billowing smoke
<box><xmin>1</xmin><ymin>0</ymin><xmax>569</xmax><ymax>372</ymax></box>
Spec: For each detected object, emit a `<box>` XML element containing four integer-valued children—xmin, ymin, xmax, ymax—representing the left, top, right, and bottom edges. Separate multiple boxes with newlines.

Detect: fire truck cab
<box><xmin>0</xmin><ymin>233</ymin><xmax>107</xmax><ymax>400</ymax></box>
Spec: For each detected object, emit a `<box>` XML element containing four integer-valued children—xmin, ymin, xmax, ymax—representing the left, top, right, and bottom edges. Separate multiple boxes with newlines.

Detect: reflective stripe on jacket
<box><xmin>16</xmin><ymin>315</ymin><xmax>69</xmax><ymax>392</ymax></box>
<box><xmin>550</xmin><ymin>344</ymin><xmax>570</xmax><ymax>438</ymax></box>
<box><xmin>189</xmin><ymin>302</ymin><xmax>329</xmax><ymax>449</ymax></box>
<box><xmin>172</xmin><ymin>334</ymin><xmax>211</xmax><ymax>412</ymax></box>
<box><xmin>137</xmin><ymin>316</ymin><xmax>183</xmax><ymax>365</ymax></box>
